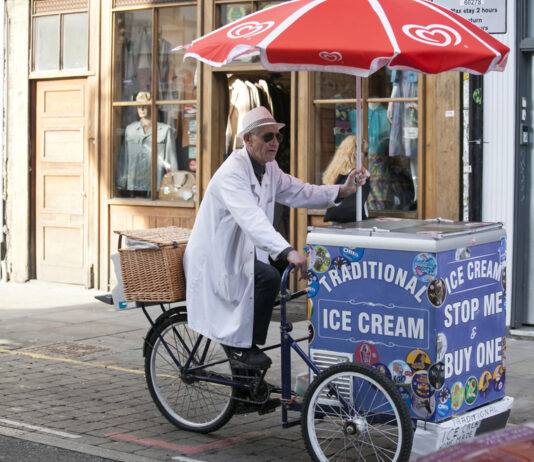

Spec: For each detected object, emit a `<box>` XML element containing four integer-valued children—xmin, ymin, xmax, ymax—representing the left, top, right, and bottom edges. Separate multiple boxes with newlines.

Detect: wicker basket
<box><xmin>115</xmin><ymin>226</ymin><xmax>192</xmax><ymax>303</ymax></box>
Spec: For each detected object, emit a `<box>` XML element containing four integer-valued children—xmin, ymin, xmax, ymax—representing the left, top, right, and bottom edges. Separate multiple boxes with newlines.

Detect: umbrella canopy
<box><xmin>180</xmin><ymin>0</ymin><xmax>509</xmax><ymax>221</ymax></box>
<box><xmin>182</xmin><ymin>0</ymin><xmax>509</xmax><ymax>76</ymax></box>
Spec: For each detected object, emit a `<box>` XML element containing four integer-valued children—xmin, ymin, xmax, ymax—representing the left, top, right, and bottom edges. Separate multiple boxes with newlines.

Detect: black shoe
<box><xmin>258</xmin><ymin>397</ymin><xmax>281</xmax><ymax>415</ymax></box>
<box><xmin>225</xmin><ymin>345</ymin><xmax>272</xmax><ymax>369</ymax></box>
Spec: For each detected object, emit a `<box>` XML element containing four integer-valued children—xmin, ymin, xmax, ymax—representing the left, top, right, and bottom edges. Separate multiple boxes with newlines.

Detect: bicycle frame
<box><xmin>141</xmin><ymin>264</ymin><xmax>323</xmax><ymax>427</ymax></box>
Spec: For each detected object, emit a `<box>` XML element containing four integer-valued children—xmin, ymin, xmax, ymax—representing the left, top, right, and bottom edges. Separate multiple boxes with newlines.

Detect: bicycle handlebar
<box><xmin>280</xmin><ymin>263</ymin><xmax>295</xmax><ymax>298</ymax></box>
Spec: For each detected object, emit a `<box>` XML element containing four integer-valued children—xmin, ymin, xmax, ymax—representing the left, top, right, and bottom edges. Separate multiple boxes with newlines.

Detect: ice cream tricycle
<box><xmin>110</xmin><ymin>218</ymin><xmax>512</xmax><ymax>462</ymax></box>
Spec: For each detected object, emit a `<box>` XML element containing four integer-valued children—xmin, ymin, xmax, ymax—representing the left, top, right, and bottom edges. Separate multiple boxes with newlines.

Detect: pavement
<box><xmin>0</xmin><ymin>280</ymin><xmax>533</xmax><ymax>462</ymax></box>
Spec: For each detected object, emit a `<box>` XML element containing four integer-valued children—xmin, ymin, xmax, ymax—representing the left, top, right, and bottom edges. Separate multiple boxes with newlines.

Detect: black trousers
<box><xmin>252</xmin><ymin>259</ymin><xmax>281</xmax><ymax>345</ymax></box>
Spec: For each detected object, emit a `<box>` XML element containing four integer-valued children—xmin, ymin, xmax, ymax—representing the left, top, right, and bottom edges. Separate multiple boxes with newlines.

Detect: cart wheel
<box><xmin>144</xmin><ymin>313</ymin><xmax>237</xmax><ymax>433</ymax></box>
<box><xmin>302</xmin><ymin>362</ymin><xmax>413</xmax><ymax>462</ymax></box>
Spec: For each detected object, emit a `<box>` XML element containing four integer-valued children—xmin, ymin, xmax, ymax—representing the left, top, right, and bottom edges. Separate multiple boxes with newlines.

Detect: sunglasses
<box><xmin>261</xmin><ymin>132</ymin><xmax>284</xmax><ymax>143</ymax></box>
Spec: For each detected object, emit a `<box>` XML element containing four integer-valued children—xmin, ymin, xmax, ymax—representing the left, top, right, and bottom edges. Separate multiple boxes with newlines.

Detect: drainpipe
<box><xmin>0</xmin><ymin>0</ymin><xmax>7</xmax><ymax>282</ymax></box>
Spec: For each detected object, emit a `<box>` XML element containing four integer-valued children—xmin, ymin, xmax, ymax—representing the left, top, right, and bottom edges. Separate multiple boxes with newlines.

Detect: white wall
<box><xmin>482</xmin><ymin>0</ymin><xmax>516</xmax><ymax>325</ymax></box>
<box><xmin>5</xmin><ymin>0</ymin><xmax>30</xmax><ymax>282</ymax></box>
<box><xmin>0</xmin><ymin>0</ymin><xmax>5</xmax><ymax>264</ymax></box>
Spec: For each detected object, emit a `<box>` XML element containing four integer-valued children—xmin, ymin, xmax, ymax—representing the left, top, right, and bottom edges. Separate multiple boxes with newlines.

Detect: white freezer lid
<box><xmin>307</xmin><ymin>218</ymin><xmax>505</xmax><ymax>253</ymax></box>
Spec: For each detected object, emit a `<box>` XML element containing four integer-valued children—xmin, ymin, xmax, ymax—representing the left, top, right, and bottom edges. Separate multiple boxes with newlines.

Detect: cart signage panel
<box><xmin>307</xmin><ymin>222</ymin><xmax>506</xmax><ymax>422</ymax></box>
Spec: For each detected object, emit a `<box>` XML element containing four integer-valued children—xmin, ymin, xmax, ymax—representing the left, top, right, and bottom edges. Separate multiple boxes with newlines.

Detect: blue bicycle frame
<box><xmin>140</xmin><ymin>264</ymin><xmax>323</xmax><ymax>427</ymax></box>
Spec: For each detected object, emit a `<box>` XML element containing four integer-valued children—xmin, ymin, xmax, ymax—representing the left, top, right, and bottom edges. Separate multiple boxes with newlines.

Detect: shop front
<box><xmin>18</xmin><ymin>0</ymin><xmax>462</xmax><ymax>290</ymax></box>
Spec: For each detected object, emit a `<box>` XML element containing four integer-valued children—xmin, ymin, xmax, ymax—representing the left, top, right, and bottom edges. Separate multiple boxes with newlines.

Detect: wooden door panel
<box><xmin>42</xmin><ymin>171</ymin><xmax>84</xmax><ymax>213</ymax></box>
<box><xmin>42</xmin><ymin>88</ymin><xmax>85</xmax><ymax>117</ymax></box>
<box><xmin>43</xmin><ymin>226</ymin><xmax>84</xmax><ymax>264</ymax></box>
<box><xmin>35</xmin><ymin>79</ymin><xmax>88</xmax><ymax>284</ymax></box>
<box><xmin>42</xmin><ymin>127</ymin><xmax>84</xmax><ymax>162</ymax></box>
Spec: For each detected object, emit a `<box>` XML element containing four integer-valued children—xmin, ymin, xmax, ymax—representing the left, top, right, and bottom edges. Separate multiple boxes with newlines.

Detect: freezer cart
<box><xmin>306</xmin><ymin>218</ymin><xmax>508</xmax><ymax>424</ymax></box>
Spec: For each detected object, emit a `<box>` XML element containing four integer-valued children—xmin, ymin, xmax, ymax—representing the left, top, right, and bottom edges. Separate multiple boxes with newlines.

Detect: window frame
<box><xmin>30</xmin><ymin>6</ymin><xmax>90</xmax><ymax>76</ymax></box>
<box><xmin>109</xmin><ymin>3</ymin><xmax>200</xmax><ymax>204</ymax></box>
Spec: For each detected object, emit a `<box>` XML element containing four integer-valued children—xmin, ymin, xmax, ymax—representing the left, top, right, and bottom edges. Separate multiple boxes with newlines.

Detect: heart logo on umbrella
<box><xmin>227</xmin><ymin>21</ymin><xmax>275</xmax><ymax>39</ymax></box>
<box><xmin>318</xmin><ymin>51</ymin><xmax>342</xmax><ymax>62</ymax></box>
<box><xmin>402</xmin><ymin>24</ymin><xmax>462</xmax><ymax>47</ymax></box>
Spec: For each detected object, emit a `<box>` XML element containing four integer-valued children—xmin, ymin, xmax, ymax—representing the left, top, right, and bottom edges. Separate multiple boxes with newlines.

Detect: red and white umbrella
<box><xmin>183</xmin><ymin>0</ymin><xmax>508</xmax><ymax>76</ymax></box>
<box><xmin>179</xmin><ymin>0</ymin><xmax>509</xmax><ymax>219</ymax></box>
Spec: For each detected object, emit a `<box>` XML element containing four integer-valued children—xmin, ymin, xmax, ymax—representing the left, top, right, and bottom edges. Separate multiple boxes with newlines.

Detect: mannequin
<box><xmin>116</xmin><ymin>91</ymin><xmax>178</xmax><ymax>196</ymax></box>
<box><xmin>387</xmin><ymin>71</ymin><xmax>418</xmax><ymax>209</ymax></box>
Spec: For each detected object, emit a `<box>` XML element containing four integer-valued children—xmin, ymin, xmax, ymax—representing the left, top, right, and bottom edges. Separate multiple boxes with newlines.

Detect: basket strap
<box><xmin>118</xmin><ymin>234</ymin><xmax>123</xmax><ymax>250</ymax></box>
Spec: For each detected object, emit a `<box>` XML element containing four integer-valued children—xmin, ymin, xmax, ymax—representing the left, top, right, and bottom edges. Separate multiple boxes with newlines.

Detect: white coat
<box><xmin>183</xmin><ymin>147</ymin><xmax>340</xmax><ymax>348</ymax></box>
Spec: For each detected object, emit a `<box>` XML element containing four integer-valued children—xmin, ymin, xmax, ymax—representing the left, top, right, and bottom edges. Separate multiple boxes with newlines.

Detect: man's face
<box><xmin>244</xmin><ymin>125</ymin><xmax>281</xmax><ymax>166</ymax></box>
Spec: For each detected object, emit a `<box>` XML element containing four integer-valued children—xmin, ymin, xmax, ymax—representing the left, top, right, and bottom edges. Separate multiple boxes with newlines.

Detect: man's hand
<box><xmin>287</xmin><ymin>250</ymin><xmax>308</xmax><ymax>280</ymax></box>
<box><xmin>338</xmin><ymin>167</ymin><xmax>370</xmax><ymax>199</ymax></box>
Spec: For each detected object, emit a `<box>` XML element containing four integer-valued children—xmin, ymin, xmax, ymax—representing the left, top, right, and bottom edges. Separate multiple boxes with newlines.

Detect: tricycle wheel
<box><xmin>302</xmin><ymin>362</ymin><xmax>413</xmax><ymax>462</ymax></box>
<box><xmin>144</xmin><ymin>313</ymin><xmax>237</xmax><ymax>433</ymax></box>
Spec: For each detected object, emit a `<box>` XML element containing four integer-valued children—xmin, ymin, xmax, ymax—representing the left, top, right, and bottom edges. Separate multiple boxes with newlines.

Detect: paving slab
<box><xmin>0</xmin><ymin>280</ymin><xmax>532</xmax><ymax>461</ymax></box>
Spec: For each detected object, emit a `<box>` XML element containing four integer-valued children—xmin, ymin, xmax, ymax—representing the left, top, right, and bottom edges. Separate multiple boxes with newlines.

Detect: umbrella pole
<box><xmin>356</xmin><ymin>76</ymin><xmax>362</xmax><ymax>222</ymax></box>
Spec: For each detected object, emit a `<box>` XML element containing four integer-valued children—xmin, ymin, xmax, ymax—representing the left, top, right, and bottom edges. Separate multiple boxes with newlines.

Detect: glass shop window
<box><xmin>315</xmin><ymin>69</ymin><xmax>420</xmax><ymax>215</ymax></box>
<box><xmin>214</xmin><ymin>1</ymin><xmax>284</xmax><ymax>63</ymax></box>
<box><xmin>217</xmin><ymin>1</ymin><xmax>283</xmax><ymax>26</ymax></box>
<box><xmin>111</xmin><ymin>5</ymin><xmax>198</xmax><ymax>202</ymax></box>
<box><xmin>33</xmin><ymin>11</ymin><xmax>89</xmax><ymax>72</ymax></box>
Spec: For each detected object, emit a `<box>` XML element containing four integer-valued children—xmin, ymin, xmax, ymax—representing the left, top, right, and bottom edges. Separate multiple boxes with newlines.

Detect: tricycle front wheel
<box><xmin>302</xmin><ymin>362</ymin><xmax>413</xmax><ymax>462</ymax></box>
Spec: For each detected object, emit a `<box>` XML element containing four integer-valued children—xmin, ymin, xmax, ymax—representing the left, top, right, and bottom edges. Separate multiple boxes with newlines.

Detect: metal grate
<box><xmin>34</xmin><ymin>0</ymin><xmax>88</xmax><ymax>14</ymax></box>
<box><xmin>310</xmin><ymin>349</ymin><xmax>353</xmax><ymax>403</ymax></box>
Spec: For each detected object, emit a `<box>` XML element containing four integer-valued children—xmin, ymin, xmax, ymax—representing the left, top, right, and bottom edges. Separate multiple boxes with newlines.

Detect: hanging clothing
<box><xmin>367</xmin><ymin>153</ymin><xmax>393</xmax><ymax>210</ymax></box>
<box><xmin>246</xmin><ymin>80</ymin><xmax>261</xmax><ymax>108</ymax></box>
<box><xmin>158</xmin><ymin>38</ymin><xmax>171</xmax><ymax>95</ymax></box>
<box><xmin>257</xmin><ymin>79</ymin><xmax>274</xmax><ymax>115</ymax></box>
<box><xmin>334</xmin><ymin>97</ymin><xmax>353</xmax><ymax>149</ymax></box>
<box><xmin>134</xmin><ymin>28</ymin><xmax>152</xmax><ymax>92</ymax></box>
<box><xmin>226</xmin><ymin>77</ymin><xmax>255</xmax><ymax>155</ymax></box>
<box><xmin>158</xmin><ymin>38</ymin><xmax>180</xmax><ymax>126</ymax></box>
<box><xmin>367</xmin><ymin>103</ymin><xmax>393</xmax><ymax>210</ymax></box>
<box><xmin>388</xmin><ymin>70</ymin><xmax>418</xmax><ymax>158</ymax></box>
<box><xmin>266</xmin><ymin>81</ymin><xmax>290</xmax><ymax>173</ymax></box>
<box><xmin>368</xmin><ymin>103</ymin><xmax>390</xmax><ymax>154</ymax></box>
<box><xmin>116</xmin><ymin>121</ymin><xmax>178</xmax><ymax>192</ymax></box>
<box><xmin>120</xmin><ymin>35</ymin><xmax>137</xmax><ymax>102</ymax></box>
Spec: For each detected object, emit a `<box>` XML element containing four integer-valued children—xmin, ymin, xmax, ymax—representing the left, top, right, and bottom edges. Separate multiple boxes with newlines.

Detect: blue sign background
<box><xmin>308</xmin><ymin>239</ymin><xmax>506</xmax><ymax>422</ymax></box>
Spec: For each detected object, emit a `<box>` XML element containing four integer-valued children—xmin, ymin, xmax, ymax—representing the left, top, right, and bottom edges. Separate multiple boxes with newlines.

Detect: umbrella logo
<box><xmin>318</xmin><ymin>51</ymin><xmax>342</xmax><ymax>63</ymax></box>
<box><xmin>227</xmin><ymin>21</ymin><xmax>275</xmax><ymax>39</ymax></box>
<box><xmin>402</xmin><ymin>24</ymin><xmax>462</xmax><ymax>47</ymax></box>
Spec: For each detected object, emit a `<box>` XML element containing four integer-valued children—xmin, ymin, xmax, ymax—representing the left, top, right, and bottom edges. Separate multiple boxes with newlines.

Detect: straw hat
<box><xmin>136</xmin><ymin>91</ymin><xmax>151</xmax><ymax>103</ymax></box>
<box><xmin>238</xmin><ymin>106</ymin><xmax>285</xmax><ymax>138</ymax></box>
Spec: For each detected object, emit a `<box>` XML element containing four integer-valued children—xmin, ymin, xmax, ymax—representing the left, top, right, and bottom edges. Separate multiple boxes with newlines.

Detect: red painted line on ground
<box><xmin>105</xmin><ymin>431</ymin><xmax>263</xmax><ymax>454</ymax></box>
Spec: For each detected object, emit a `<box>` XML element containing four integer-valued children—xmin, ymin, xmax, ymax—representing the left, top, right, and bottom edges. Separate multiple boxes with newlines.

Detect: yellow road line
<box><xmin>0</xmin><ymin>347</ymin><xmax>144</xmax><ymax>375</ymax></box>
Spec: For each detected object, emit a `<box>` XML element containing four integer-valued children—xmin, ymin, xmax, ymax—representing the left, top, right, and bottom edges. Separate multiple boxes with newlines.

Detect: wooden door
<box><xmin>35</xmin><ymin>79</ymin><xmax>88</xmax><ymax>284</ymax></box>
